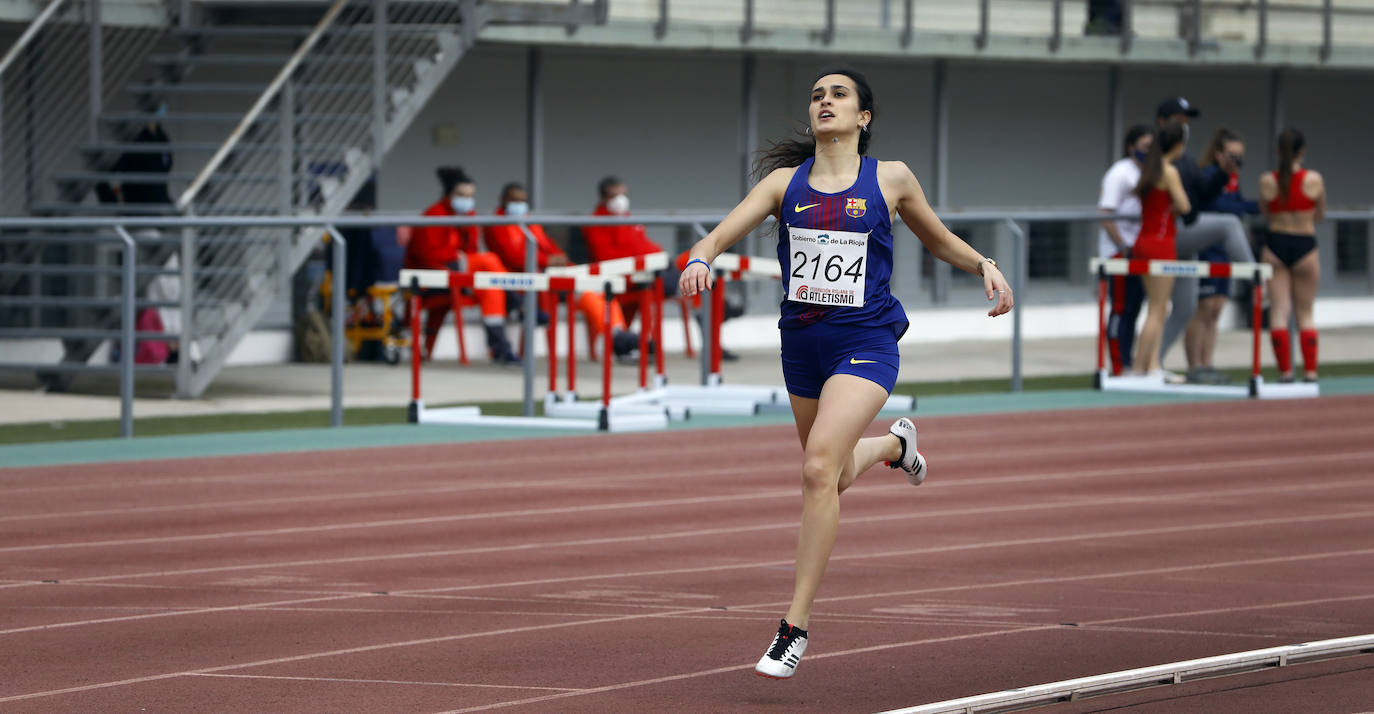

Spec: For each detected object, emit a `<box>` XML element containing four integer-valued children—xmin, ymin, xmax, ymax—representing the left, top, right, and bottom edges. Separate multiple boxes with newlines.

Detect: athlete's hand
<box><xmin>984</xmin><ymin>266</ymin><xmax>1013</xmax><ymax>317</ymax></box>
<box><xmin>679</xmin><ymin>261</ymin><xmax>714</xmax><ymax>297</ymax></box>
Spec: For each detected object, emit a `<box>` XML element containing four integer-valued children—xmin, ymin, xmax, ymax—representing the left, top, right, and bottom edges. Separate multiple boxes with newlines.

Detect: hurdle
<box><xmin>1091</xmin><ymin>257</ymin><xmax>1318</xmax><ymax>400</ymax></box>
<box><xmin>400</xmin><ymin>267</ymin><xmax>670</xmax><ymax>432</ymax></box>
<box><xmin>551</xmin><ymin>250</ymin><xmax>914</xmax><ymax>417</ymax></box>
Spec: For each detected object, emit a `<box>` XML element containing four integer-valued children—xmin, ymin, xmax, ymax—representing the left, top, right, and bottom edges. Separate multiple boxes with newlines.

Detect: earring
<box><xmin>805</xmin><ymin>126</ymin><xmax>813</xmax><ymax>135</ymax></box>
<box><xmin>861</xmin><ymin>124</ymin><xmax>869</xmax><ymax>133</ymax></box>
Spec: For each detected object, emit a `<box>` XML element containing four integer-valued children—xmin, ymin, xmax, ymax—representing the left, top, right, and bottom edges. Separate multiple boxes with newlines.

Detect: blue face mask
<box><xmin>505</xmin><ymin>201</ymin><xmax>529</xmax><ymax>217</ymax></box>
<box><xmin>1133</xmin><ymin>149</ymin><xmax>1148</xmax><ymax>164</ymax></box>
<box><xmin>450</xmin><ymin>196</ymin><xmax>475</xmax><ymax>213</ymax></box>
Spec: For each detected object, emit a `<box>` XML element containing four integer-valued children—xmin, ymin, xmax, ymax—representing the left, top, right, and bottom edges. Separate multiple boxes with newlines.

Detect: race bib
<box><xmin>786</xmin><ymin>225</ymin><xmax>868</xmax><ymax>307</ymax></box>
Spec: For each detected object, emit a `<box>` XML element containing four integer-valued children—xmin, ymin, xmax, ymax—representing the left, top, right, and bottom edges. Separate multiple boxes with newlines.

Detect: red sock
<box><xmin>1270</xmin><ymin>328</ymin><xmax>1292</xmax><ymax>375</ymax></box>
<box><xmin>1299</xmin><ymin>329</ymin><xmax>1318</xmax><ymax>375</ymax></box>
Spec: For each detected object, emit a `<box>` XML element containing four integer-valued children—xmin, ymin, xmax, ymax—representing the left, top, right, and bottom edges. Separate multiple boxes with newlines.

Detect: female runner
<box><xmin>679</xmin><ymin>67</ymin><xmax>1014</xmax><ymax>680</ymax></box>
<box><xmin>1259</xmin><ymin>128</ymin><xmax>1325</xmax><ymax>382</ymax></box>
<box><xmin>1130</xmin><ymin>122</ymin><xmax>1190</xmax><ymax>377</ymax></box>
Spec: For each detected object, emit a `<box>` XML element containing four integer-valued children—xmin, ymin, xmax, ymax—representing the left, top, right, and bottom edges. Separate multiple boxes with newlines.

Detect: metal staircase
<box><xmin>1</xmin><ymin>0</ymin><xmax>605</xmax><ymax>398</ymax></box>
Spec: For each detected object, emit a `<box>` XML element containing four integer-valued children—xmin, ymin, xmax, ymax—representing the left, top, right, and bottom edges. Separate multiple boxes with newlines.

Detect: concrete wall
<box><xmin>378</xmin><ymin>46</ymin><xmax>1374</xmax><ymax>216</ymax></box>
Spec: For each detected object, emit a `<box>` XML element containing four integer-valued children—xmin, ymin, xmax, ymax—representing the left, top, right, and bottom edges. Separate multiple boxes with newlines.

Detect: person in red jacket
<box><xmin>486</xmin><ymin>183</ymin><xmax>640</xmax><ymax>359</ymax></box>
<box><xmin>585</xmin><ymin>176</ymin><xmax>741</xmax><ymax>359</ymax></box>
<box><xmin>405</xmin><ymin>167</ymin><xmax>517</xmax><ymax>363</ymax></box>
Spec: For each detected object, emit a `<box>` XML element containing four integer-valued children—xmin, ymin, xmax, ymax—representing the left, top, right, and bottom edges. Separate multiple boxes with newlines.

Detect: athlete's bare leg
<box><xmin>1135</xmin><ymin>275</ymin><xmax>1174</xmax><ymax>374</ymax></box>
<box><xmin>1290</xmin><ymin>249</ymin><xmax>1321</xmax><ymax>379</ymax></box>
<box><xmin>791</xmin><ymin>390</ymin><xmax>903</xmax><ymax>497</ymax></box>
<box><xmin>784</xmin><ymin>374</ymin><xmax>892</xmax><ymax>629</ymax></box>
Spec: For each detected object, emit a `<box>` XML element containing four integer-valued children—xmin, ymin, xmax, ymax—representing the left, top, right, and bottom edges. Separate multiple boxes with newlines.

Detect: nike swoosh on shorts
<box><xmin>850</xmin><ymin>358</ymin><xmax>876</xmax><ymax>365</ymax></box>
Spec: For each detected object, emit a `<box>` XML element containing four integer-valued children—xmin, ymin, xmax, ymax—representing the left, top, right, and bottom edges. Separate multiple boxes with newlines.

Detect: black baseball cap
<box><xmin>1156</xmin><ymin>97</ymin><xmax>1200</xmax><ymax>119</ymax></box>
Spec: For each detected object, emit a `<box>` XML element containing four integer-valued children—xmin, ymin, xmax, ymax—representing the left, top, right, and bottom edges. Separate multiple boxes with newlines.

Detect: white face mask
<box><xmin>506</xmin><ymin>201</ymin><xmax>529</xmax><ymax>216</ymax></box>
<box><xmin>450</xmin><ymin>196</ymin><xmax>475</xmax><ymax>213</ymax></box>
<box><xmin>606</xmin><ymin>193</ymin><xmax>630</xmax><ymax>215</ymax></box>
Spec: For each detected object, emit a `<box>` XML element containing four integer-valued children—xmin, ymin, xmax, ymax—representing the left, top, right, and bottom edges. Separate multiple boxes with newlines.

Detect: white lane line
<box><xmin>0</xmin><ymin>463</ymin><xmax>756</xmax><ymax>524</ymax></box>
<box><xmin>432</xmin><ymin>593</ymin><xmax>1374</xmax><ymax>714</ymax></box>
<box><xmin>5</xmin><ymin>421</ymin><xmax>1365</xmax><ymax>522</ymax></box>
<box><xmin>5</xmin><ymin>401</ymin><xmax>1365</xmax><ymax>496</ymax></box>
<box><xmin>434</xmin><ymin>626</ymin><xmax>1066</xmax><ymax>714</ymax></box>
<box><xmin>1085</xmin><ymin>593</ymin><xmax>1374</xmax><ymax>627</ymax></box>
<box><xmin>3</xmin><ymin>547</ymin><xmax>1371</xmax><ymax>705</ymax></box>
<box><xmin>5</xmin><ymin>475</ymin><xmax>1368</xmax><ymax>601</ymax></box>
<box><xmin>0</xmin><ymin>440</ymin><xmax>790</xmax><ymax>494</ymax></box>
<box><xmin>2</xmin><ymin>507</ymin><xmax>1370</xmax><ymax>640</ymax></box>
<box><xmin>5</xmin><ymin>444</ymin><xmax>1369</xmax><ymax>555</ymax></box>
<box><xmin>185</xmin><ymin>673</ymin><xmax>582</xmax><ymax>692</ymax></box>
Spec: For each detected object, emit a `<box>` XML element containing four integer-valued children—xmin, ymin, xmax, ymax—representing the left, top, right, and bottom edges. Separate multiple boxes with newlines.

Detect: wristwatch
<box><xmin>976</xmin><ymin>257</ymin><xmax>997</xmax><ymax>276</ymax></box>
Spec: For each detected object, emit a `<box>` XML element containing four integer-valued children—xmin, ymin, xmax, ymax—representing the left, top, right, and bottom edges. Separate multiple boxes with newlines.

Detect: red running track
<box><xmin>2</xmin><ymin>396</ymin><xmax>1373</xmax><ymax>713</ymax></box>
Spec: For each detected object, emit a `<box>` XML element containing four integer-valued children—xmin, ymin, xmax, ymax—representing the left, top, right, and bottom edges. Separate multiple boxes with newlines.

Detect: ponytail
<box><xmin>1135</xmin><ymin>123</ymin><xmax>1185</xmax><ymax>199</ymax></box>
<box><xmin>1276</xmin><ymin>127</ymin><xmax>1305</xmax><ymax>202</ymax></box>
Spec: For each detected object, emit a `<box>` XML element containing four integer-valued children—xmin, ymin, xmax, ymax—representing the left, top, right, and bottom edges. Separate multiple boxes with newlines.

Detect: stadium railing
<box><xmin>1</xmin><ymin>208</ymin><xmax>1371</xmax><ymax>437</ymax></box>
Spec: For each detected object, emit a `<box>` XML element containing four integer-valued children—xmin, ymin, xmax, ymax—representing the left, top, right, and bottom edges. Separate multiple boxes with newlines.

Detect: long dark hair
<box><xmin>1135</xmin><ymin>122</ymin><xmax>1186</xmax><ymax>199</ymax></box>
<box><xmin>1122</xmin><ymin>124</ymin><xmax>1151</xmax><ymax>159</ymax></box>
<box><xmin>753</xmin><ymin>66</ymin><xmax>876</xmax><ymax>179</ymax></box>
<box><xmin>1200</xmin><ymin>127</ymin><xmax>1241</xmax><ymax>168</ymax></box>
<box><xmin>1276</xmin><ymin>127</ymin><xmax>1305</xmax><ymax>201</ymax></box>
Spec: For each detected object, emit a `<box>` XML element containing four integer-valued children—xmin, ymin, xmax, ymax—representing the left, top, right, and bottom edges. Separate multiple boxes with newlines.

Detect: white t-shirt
<box><xmin>1097</xmin><ymin>157</ymin><xmax>1142</xmax><ymax>259</ymax></box>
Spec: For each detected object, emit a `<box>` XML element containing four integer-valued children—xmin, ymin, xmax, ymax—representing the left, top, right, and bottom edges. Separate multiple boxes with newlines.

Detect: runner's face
<box><xmin>810</xmin><ymin>75</ymin><xmax>867</xmax><ymax>138</ymax></box>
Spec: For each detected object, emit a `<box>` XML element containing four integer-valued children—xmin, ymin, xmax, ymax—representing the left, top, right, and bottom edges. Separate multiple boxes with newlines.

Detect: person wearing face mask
<box><xmin>1097</xmin><ymin>124</ymin><xmax>1152</xmax><ymax>376</ymax></box>
<box><xmin>586</xmin><ymin>176</ymin><xmax>744</xmax><ymax>359</ymax></box>
<box><xmin>1151</xmin><ymin>98</ymin><xmax>1255</xmax><ymax>374</ymax></box>
<box><xmin>1184</xmin><ymin>128</ymin><xmax>1259</xmax><ymax>384</ymax></box>
<box><xmin>485</xmin><ymin>183</ymin><xmax>641</xmax><ymax>359</ymax></box>
<box><xmin>406</xmin><ymin>166</ymin><xmax>517</xmax><ymax>364</ymax></box>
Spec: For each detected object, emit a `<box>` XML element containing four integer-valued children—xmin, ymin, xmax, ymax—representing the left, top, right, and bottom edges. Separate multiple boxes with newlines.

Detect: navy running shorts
<box><xmin>1197</xmin><ymin>244</ymin><xmax>1230</xmax><ymax>299</ymax></box>
<box><xmin>780</xmin><ymin>322</ymin><xmax>901</xmax><ymax>399</ymax></box>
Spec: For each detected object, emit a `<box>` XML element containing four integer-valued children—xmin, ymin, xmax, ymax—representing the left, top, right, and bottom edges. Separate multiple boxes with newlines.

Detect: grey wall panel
<box><xmin>379</xmin><ymin>46</ymin><xmax>529</xmax><ymax>212</ymax></box>
<box><xmin>946</xmin><ymin>62</ymin><xmax>1109</xmax><ymax>209</ymax></box>
<box><xmin>1283</xmin><ymin>70</ymin><xmax>1374</xmax><ymax>208</ymax></box>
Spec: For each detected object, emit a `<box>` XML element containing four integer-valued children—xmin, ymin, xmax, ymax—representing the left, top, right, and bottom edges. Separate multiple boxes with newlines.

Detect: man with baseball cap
<box><xmin>1150</xmin><ymin>97</ymin><xmax>1255</xmax><ymax>371</ymax></box>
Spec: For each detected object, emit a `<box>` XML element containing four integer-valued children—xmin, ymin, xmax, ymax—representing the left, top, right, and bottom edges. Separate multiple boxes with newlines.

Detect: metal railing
<box><xmin>611</xmin><ymin>0</ymin><xmax>1374</xmax><ymax>58</ymax></box>
<box><xmin>6</xmin><ymin>207</ymin><xmax>1370</xmax><ymax>437</ymax></box>
<box><xmin>0</xmin><ymin>0</ymin><xmax>168</xmax><ymax>216</ymax></box>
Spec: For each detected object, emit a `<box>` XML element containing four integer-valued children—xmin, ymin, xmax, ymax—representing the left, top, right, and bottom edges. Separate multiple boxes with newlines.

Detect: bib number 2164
<box><xmin>787</xmin><ymin>225</ymin><xmax>868</xmax><ymax>307</ymax></box>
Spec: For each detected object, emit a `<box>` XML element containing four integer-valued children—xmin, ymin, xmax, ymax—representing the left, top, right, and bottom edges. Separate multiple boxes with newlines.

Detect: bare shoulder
<box><xmin>877</xmin><ymin>159</ymin><xmax>916</xmax><ymax>182</ymax></box>
<box><xmin>1303</xmin><ymin>169</ymin><xmax>1325</xmax><ymax>186</ymax></box>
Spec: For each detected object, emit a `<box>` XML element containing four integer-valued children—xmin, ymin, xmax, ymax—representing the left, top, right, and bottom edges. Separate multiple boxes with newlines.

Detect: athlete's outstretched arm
<box><xmin>885</xmin><ymin>161</ymin><xmax>1014</xmax><ymax>317</ymax></box>
<box><xmin>679</xmin><ymin>168</ymin><xmax>792</xmax><ymax>297</ymax></box>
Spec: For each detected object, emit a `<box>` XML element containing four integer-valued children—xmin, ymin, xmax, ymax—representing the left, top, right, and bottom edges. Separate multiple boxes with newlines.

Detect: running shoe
<box><xmin>886</xmin><ymin>417</ymin><xmax>927</xmax><ymax>486</ymax></box>
<box><xmin>754</xmin><ymin>619</ymin><xmax>808</xmax><ymax>679</ymax></box>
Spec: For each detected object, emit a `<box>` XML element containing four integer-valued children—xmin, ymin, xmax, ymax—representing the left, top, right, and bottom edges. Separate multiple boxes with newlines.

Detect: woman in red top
<box><xmin>485</xmin><ymin>183</ymin><xmax>640</xmax><ymax>358</ymax></box>
<box><xmin>1259</xmin><ymin>128</ymin><xmax>1325</xmax><ymax>382</ymax></box>
<box><xmin>406</xmin><ymin>167</ymin><xmax>516</xmax><ymax>363</ymax></box>
<box><xmin>1131</xmin><ymin>122</ymin><xmax>1191</xmax><ymax>377</ymax></box>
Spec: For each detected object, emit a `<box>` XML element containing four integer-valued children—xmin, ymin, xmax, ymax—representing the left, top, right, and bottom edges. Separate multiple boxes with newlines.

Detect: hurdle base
<box><xmin>1099</xmin><ymin>373</ymin><xmax>1320</xmax><ymax>400</ymax></box>
<box><xmin>417</xmin><ymin>404</ymin><xmax>668</xmax><ymax>433</ymax></box>
<box><xmin>407</xmin><ymin>399</ymin><xmax>423</xmax><ymax>424</ymax></box>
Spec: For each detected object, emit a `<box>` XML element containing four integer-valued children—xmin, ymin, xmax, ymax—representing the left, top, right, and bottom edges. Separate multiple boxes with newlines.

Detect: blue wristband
<box><xmin>685</xmin><ymin>258</ymin><xmax>711</xmax><ymax>272</ymax></box>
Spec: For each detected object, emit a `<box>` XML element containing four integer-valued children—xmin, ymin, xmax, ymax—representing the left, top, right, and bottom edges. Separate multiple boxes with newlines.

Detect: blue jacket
<box><xmin>1198</xmin><ymin>165</ymin><xmax>1259</xmax><ymax>216</ymax></box>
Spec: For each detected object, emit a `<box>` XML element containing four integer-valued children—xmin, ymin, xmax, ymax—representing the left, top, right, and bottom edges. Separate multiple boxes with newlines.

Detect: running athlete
<box><xmin>1131</xmin><ymin>122</ymin><xmax>1190</xmax><ymax>378</ymax></box>
<box><xmin>1259</xmin><ymin>128</ymin><xmax>1325</xmax><ymax>383</ymax></box>
<box><xmin>679</xmin><ymin>67</ymin><xmax>1013</xmax><ymax>680</ymax></box>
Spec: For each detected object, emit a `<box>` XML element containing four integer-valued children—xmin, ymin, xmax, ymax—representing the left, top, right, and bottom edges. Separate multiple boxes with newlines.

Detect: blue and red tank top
<box><xmin>777</xmin><ymin>156</ymin><xmax>907</xmax><ymax>334</ymax></box>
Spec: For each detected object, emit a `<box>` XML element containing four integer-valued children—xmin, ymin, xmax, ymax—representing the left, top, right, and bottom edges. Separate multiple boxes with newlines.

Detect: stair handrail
<box><xmin>0</xmin><ymin>0</ymin><xmax>75</xmax><ymax>78</ymax></box>
<box><xmin>176</xmin><ymin>0</ymin><xmax>348</xmax><ymax>212</ymax></box>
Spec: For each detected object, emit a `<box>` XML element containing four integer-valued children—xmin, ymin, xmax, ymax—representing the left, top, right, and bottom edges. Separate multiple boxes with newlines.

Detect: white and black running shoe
<box><xmin>886</xmin><ymin>417</ymin><xmax>927</xmax><ymax>486</ymax></box>
<box><xmin>754</xmin><ymin>619</ymin><xmax>808</xmax><ymax>679</ymax></box>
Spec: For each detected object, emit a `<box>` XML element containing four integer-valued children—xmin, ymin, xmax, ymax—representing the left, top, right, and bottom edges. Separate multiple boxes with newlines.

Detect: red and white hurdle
<box><xmin>1090</xmin><ymin>257</ymin><xmax>1318</xmax><ymax>399</ymax></box>
<box><xmin>400</xmin><ymin>266</ymin><xmax>671</xmax><ymax>432</ymax></box>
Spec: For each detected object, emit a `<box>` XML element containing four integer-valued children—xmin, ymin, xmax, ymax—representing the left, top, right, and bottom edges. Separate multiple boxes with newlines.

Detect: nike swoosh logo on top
<box><xmin>850</xmin><ymin>358</ymin><xmax>876</xmax><ymax>365</ymax></box>
<box><xmin>794</xmin><ymin>203</ymin><xmax>820</xmax><ymax>213</ymax></box>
